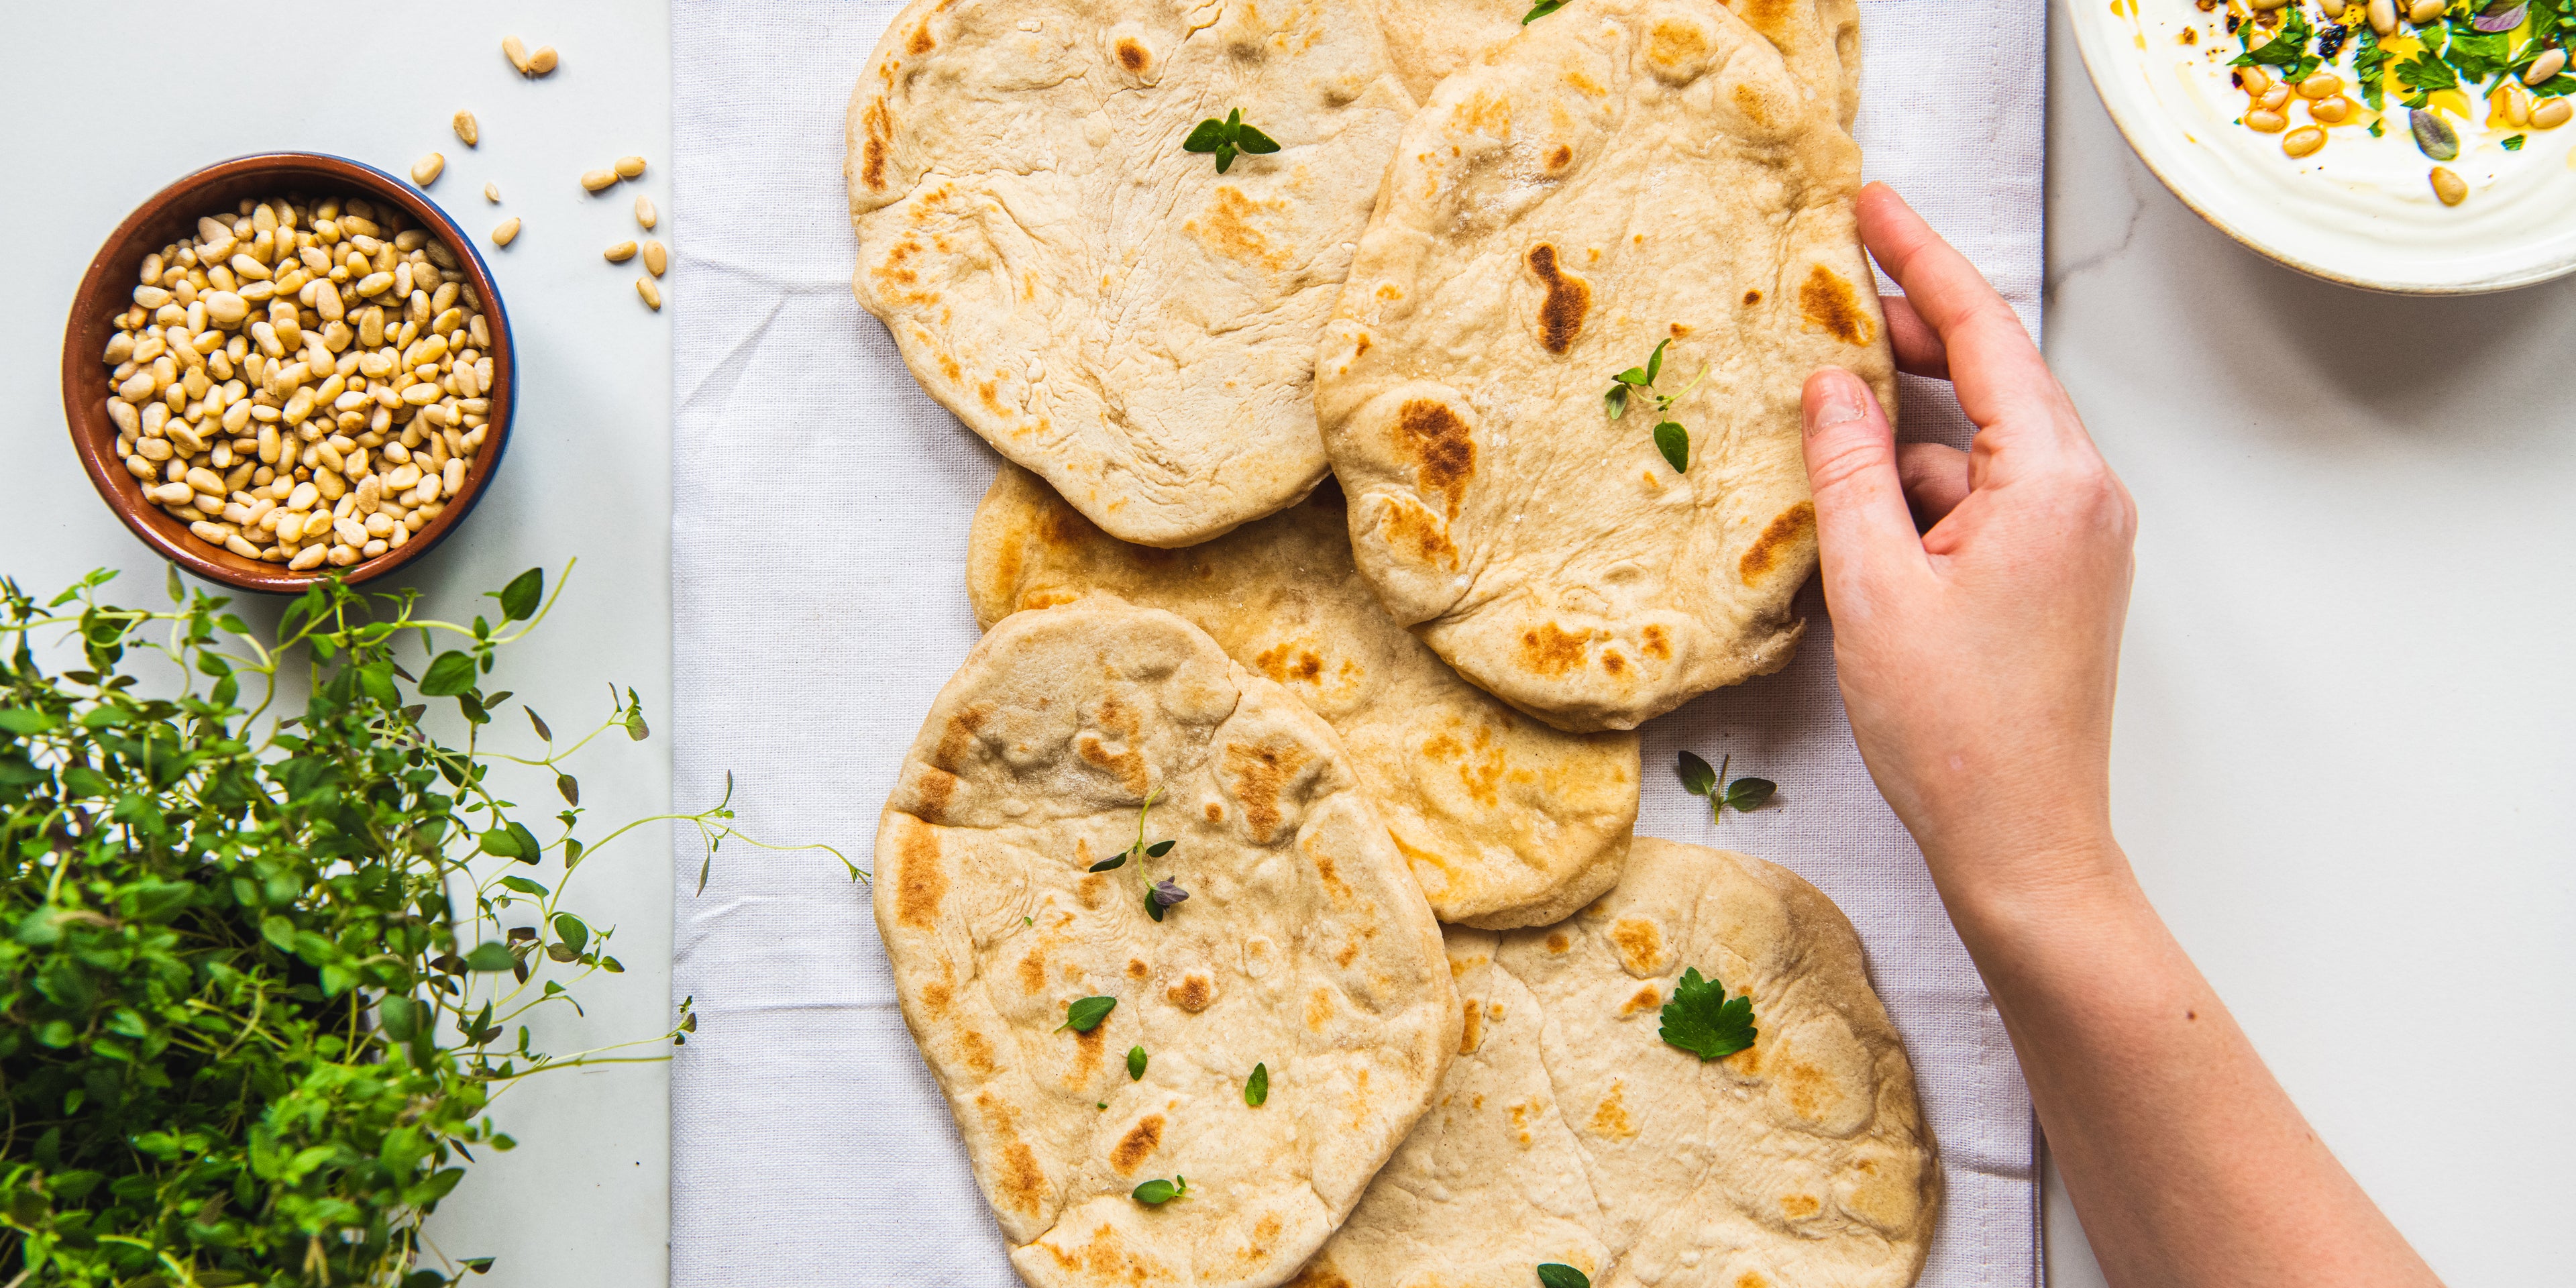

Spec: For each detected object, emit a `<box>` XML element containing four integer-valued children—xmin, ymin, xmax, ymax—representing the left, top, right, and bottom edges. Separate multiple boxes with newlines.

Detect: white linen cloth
<box><xmin>670</xmin><ymin>1</ymin><xmax>2047</xmax><ymax>1282</ymax></box>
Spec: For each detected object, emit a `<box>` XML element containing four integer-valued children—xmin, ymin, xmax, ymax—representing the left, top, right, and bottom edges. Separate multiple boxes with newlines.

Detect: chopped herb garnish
<box><xmin>1523</xmin><ymin>0</ymin><xmax>1568</xmax><ymax>21</ymax></box>
<box><xmin>2504</xmin><ymin>131</ymin><xmax>2528</xmax><ymax>149</ymax></box>
<box><xmin>1025</xmin><ymin>914</ymin><xmax>1035</xmax><ymax>925</ymax></box>
<box><xmin>1676</xmin><ymin>750</ymin><xmax>1775</xmax><ymax>824</ymax></box>
<box><xmin>1133</xmin><ymin>1175</ymin><xmax>1188</xmax><ymax>1205</ymax></box>
<box><xmin>2233</xmin><ymin>6</ymin><xmax>2321</xmax><ymax>83</ymax></box>
<box><xmin>1537</xmin><ymin>1265</ymin><xmax>1592</xmax><ymax>1288</ymax></box>
<box><xmin>1059</xmin><ymin>995</ymin><xmax>1117</xmax><ymax>1033</ymax></box>
<box><xmin>1183</xmin><ymin>109</ymin><xmax>1279</xmax><ymax>174</ymax></box>
<box><xmin>1128</xmin><ymin>1045</ymin><xmax>1148</xmax><ymax>1079</ymax></box>
<box><xmin>1658</xmin><ymin>966</ymin><xmax>1757</xmax><ymax>1061</ymax></box>
<box><xmin>1603</xmin><ymin>339</ymin><xmax>1709</xmax><ymax>473</ymax></box>
<box><xmin>1246</xmin><ymin>1062</ymin><xmax>1269</xmax><ymax>1106</ymax></box>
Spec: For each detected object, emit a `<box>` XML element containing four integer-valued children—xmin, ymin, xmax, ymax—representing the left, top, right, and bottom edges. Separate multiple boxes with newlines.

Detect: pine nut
<box><xmin>453</xmin><ymin>111</ymin><xmax>480</xmax><ymax>146</ymax></box>
<box><xmin>2526</xmin><ymin>49</ymin><xmax>2569</xmax><ymax>85</ymax></box>
<box><xmin>2282</xmin><ymin>125</ymin><xmax>2327</xmax><ymax>157</ymax></box>
<box><xmin>2237</xmin><ymin>68</ymin><xmax>2272</xmax><ymax>100</ymax></box>
<box><xmin>643</xmin><ymin>240</ymin><xmax>667</xmax><ymax>276</ymax></box>
<box><xmin>614</xmin><ymin>155</ymin><xmax>648</xmax><ymax>180</ymax></box>
<box><xmin>636</xmin><ymin>276</ymin><xmax>663</xmax><ymax>311</ymax></box>
<box><xmin>2369</xmin><ymin>0</ymin><xmax>2397</xmax><ymax>33</ymax></box>
<box><xmin>2536</xmin><ymin>97</ymin><xmax>2574</xmax><ymax>128</ymax></box>
<box><xmin>443</xmin><ymin>458</ymin><xmax>466</xmax><ymax>497</ymax></box>
<box><xmin>605</xmin><ymin>240</ymin><xmax>639</xmax><ymax>262</ymax></box>
<box><xmin>486</xmin><ymin>182</ymin><xmax>502</xmax><ymax>203</ymax></box>
<box><xmin>635</xmin><ymin>196</ymin><xmax>657</xmax><ymax>229</ymax></box>
<box><xmin>412</xmin><ymin>154</ymin><xmax>445</xmax><ymax>187</ymax></box>
<box><xmin>2249</xmin><ymin>0</ymin><xmax>2288</xmax><ymax>9</ymax></box>
<box><xmin>2407</xmin><ymin>0</ymin><xmax>2442</xmax><ymax>21</ymax></box>
<box><xmin>504</xmin><ymin>34</ymin><xmax>533</xmax><ymax>74</ymax></box>
<box><xmin>2429</xmin><ymin>166</ymin><xmax>2467</xmax><ymax>205</ymax></box>
<box><xmin>2311</xmin><ymin>95</ymin><xmax>2355</xmax><ymax>123</ymax></box>
<box><xmin>2320</xmin><ymin>0</ymin><xmax>2346</xmax><ymax>15</ymax></box>
<box><xmin>2297</xmin><ymin>72</ymin><xmax>2342</xmax><ymax>99</ymax></box>
<box><xmin>582</xmin><ymin>168</ymin><xmax>619</xmax><ymax>193</ymax></box>
<box><xmin>2247</xmin><ymin>108</ymin><xmax>2290</xmax><ymax>132</ymax></box>
<box><xmin>529</xmin><ymin>45</ymin><xmax>559</xmax><ymax>75</ymax></box>
<box><xmin>492</xmin><ymin>217</ymin><xmax>522</xmax><ymax>247</ymax></box>
<box><xmin>2261</xmin><ymin>84</ymin><xmax>2292</xmax><ymax>109</ymax></box>
<box><xmin>288</xmin><ymin>545</ymin><xmax>326</xmax><ymax>571</ymax></box>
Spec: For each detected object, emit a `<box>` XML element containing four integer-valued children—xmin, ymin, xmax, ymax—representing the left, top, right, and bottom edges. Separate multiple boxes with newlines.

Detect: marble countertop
<box><xmin>4</xmin><ymin>1</ymin><xmax>2567</xmax><ymax>1284</ymax></box>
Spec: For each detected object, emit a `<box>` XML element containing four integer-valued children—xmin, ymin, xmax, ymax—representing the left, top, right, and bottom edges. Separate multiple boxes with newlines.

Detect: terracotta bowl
<box><xmin>61</xmin><ymin>152</ymin><xmax>515</xmax><ymax>594</ymax></box>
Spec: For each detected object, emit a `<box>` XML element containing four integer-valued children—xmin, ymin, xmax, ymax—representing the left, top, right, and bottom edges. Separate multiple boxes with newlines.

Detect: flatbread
<box><xmin>1315</xmin><ymin>0</ymin><xmax>1896</xmax><ymax>731</ymax></box>
<box><xmin>877</xmin><ymin>602</ymin><xmax>1458</xmax><ymax>1287</ymax></box>
<box><xmin>1292</xmin><ymin>837</ymin><xmax>1938</xmax><ymax>1288</ymax></box>
<box><xmin>847</xmin><ymin>0</ymin><xmax>1416</xmax><ymax>547</ymax></box>
<box><xmin>968</xmin><ymin>461</ymin><xmax>1642</xmax><ymax>928</ymax></box>
<box><xmin>1375</xmin><ymin>0</ymin><xmax>1861</xmax><ymax>128</ymax></box>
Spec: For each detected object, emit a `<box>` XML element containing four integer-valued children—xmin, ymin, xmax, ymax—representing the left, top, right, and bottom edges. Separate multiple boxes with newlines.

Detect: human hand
<box><xmin>1801</xmin><ymin>184</ymin><xmax>2138</xmax><ymax>914</ymax></box>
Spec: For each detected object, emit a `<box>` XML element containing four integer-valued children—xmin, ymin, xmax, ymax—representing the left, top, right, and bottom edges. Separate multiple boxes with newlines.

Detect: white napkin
<box><xmin>669</xmin><ymin>1</ymin><xmax>2046</xmax><ymax>1283</ymax></box>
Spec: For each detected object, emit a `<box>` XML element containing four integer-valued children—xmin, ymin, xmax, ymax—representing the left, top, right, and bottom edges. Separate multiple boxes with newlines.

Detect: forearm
<box><xmin>1930</xmin><ymin>846</ymin><xmax>2440</xmax><ymax>1288</ymax></box>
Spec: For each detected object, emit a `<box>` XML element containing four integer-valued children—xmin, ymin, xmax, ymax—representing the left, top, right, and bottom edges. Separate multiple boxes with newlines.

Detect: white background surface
<box><xmin>2</xmin><ymin>3</ymin><xmax>676</xmax><ymax>1286</ymax></box>
<box><xmin>8</xmin><ymin>2</ymin><xmax>2571</xmax><ymax>1287</ymax></box>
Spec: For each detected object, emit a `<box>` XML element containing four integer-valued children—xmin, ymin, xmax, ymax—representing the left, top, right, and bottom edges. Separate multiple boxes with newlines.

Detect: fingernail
<box><xmin>1805</xmin><ymin>378</ymin><xmax>1865</xmax><ymax>436</ymax></box>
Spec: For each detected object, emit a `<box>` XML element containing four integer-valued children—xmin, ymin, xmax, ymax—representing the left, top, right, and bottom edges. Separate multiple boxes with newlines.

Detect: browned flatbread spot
<box><xmin>1116</xmin><ymin>38</ymin><xmax>1148</xmax><ymax>71</ymax></box>
<box><xmin>1224</xmin><ymin>738</ymin><xmax>1311</xmax><ymax>842</ymax></box>
<box><xmin>1110</xmin><ymin>1114</ymin><xmax>1165</xmax><ymax>1173</ymax></box>
<box><xmin>1739</xmin><ymin>501</ymin><xmax>1817</xmax><ymax>583</ymax></box>
<box><xmin>1526</xmin><ymin>244</ymin><xmax>1591</xmax><ymax>354</ymax></box>
<box><xmin>1397</xmin><ymin>399</ymin><xmax>1476</xmax><ymax>517</ymax></box>
<box><xmin>1799</xmin><ymin>264</ymin><xmax>1876</xmax><ymax>344</ymax></box>
<box><xmin>1610</xmin><ymin>916</ymin><xmax>1662</xmax><ymax>973</ymax></box>
<box><xmin>1518</xmin><ymin>623</ymin><xmax>1594</xmax><ymax>676</ymax></box>
<box><xmin>1167</xmin><ymin>973</ymin><xmax>1215</xmax><ymax>1013</ymax></box>
<box><xmin>895</xmin><ymin>818</ymin><xmax>947</xmax><ymax>929</ymax></box>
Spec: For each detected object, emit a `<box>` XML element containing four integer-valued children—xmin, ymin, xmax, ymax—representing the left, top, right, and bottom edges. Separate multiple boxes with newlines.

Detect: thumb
<box><xmin>1800</xmin><ymin>368</ymin><xmax>1925</xmax><ymax>602</ymax></box>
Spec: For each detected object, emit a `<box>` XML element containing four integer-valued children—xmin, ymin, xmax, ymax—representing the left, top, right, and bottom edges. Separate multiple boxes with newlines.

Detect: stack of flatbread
<box><xmin>851</xmin><ymin>0</ymin><xmax>1930</xmax><ymax>1282</ymax></box>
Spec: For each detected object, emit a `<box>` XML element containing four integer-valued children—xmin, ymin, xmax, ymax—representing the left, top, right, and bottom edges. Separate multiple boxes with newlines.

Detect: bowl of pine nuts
<box><xmin>62</xmin><ymin>152</ymin><xmax>514</xmax><ymax>592</ymax></box>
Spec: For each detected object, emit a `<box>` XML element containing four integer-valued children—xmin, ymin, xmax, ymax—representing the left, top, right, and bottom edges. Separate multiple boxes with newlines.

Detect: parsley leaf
<box><xmin>1537</xmin><ymin>1266</ymin><xmax>1592</xmax><ymax>1288</ymax></box>
<box><xmin>2233</xmin><ymin>7</ymin><xmax>2320</xmax><ymax>81</ymax></box>
<box><xmin>1658</xmin><ymin>966</ymin><xmax>1757</xmax><ymax>1061</ymax></box>
<box><xmin>2504</xmin><ymin>131</ymin><xmax>2528</xmax><ymax>149</ymax></box>
<box><xmin>2351</xmin><ymin>23</ymin><xmax>2391</xmax><ymax>111</ymax></box>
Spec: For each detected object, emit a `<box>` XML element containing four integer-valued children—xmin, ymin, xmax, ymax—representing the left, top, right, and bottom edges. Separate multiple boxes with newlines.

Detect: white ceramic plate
<box><xmin>2069</xmin><ymin>0</ymin><xmax>2576</xmax><ymax>292</ymax></box>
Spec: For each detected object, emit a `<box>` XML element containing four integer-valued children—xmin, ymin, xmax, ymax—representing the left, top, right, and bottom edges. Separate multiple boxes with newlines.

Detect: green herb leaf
<box><xmin>1234</xmin><ymin>123</ymin><xmax>1281</xmax><ymax>155</ymax></box>
<box><xmin>496</xmin><ymin>568</ymin><xmax>545</xmax><ymax>621</ymax></box>
<box><xmin>1133</xmin><ymin>1176</ymin><xmax>1187</xmax><ymax>1205</ymax></box>
<box><xmin>1060</xmin><ymin>995</ymin><xmax>1118</xmax><ymax>1032</ymax></box>
<box><xmin>1246</xmin><ymin>1061</ymin><xmax>1270</xmax><ymax>1106</ymax></box>
<box><xmin>1676</xmin><ymin>750</ymin><xmax>1717</xmax><ymax>796</ymax></box>
<box><xmin>1537</xmin><ymin>1266</ymin><xmax>1593</xmax><ymax>1288</ymax></box>
<box><xmin>1089</xmin><ymin>853</ymin><xmax>1128</xmax><ymax>872</ymax></box>
<box><xmin>1183</xmin><ymin>118</ymin><xmax>1232</xmax><ymax>153</ymax></box>
<box><xmin>1145</xmin><ymin>839</ymin><xmax>1176</xmax><ymax>857</ymax></box>
<box><xmin>1129</xmin><ymin>1046</ymin><xmax>1148</xmax><ymax>1079</ymax></box>
<box><xmin>1523</xmin><ymin>0</ymin><xmax>1568</xmax><ymax>21</ymax></box>
<box><xmin>419</xmin><ymin>649</ymin><xmax>479</xmax><ymax>696</ymax></box>
<box><xmin>500</xmin><ymin>875</ymin><xmax>550</xmax><ymax>896</ymax></box>
<box><xmin>1658</xmin><ymin>965</ymin><xmax>1757</xmax><ymax>1061</ymax></box>
<box><xmin>552</xmin><ymin>912</ymin><xmax>590</xmax><ymax>954</ymax></box>
<box><xmin>2504</xmin><ymin>132</ymin><xmax>2527</xmax><ymax>150</ymax></box>
<box><xmin>1721</xmin><ymin>777</ymin><xmax>1777</xmax><ymax>812</ymax></box>
<box><xmin>1644</xmin><ymin>337</ymin><xmax>1667</xmax><ymax>384</ymax></box>
<box><xmin>463</xmin><ymin>941</ymin><xmax>519</xmax><ymax>973</ymax></box>
<box><xmin>1653</xmin><ymin>421</ymin><xmax>1690</xmax><ymax>473</ymax></box>
<box><xmin>1603</xmin><ymin>384</ymin><xmax>1631</xmax><ymax>419</ymax></box>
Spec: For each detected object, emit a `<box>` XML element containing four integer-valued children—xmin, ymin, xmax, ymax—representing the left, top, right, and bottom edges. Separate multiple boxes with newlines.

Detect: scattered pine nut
<box><xmin>412</xmin><ymin>154</ymin><xmax>445</xmax><ymax>187</ymax></box>
<box><xmin>635</xmin><ymin>197</ymin><xmax>658</xmax><ymax>229</ymax></box>
<box><xmin>484</xmin><ymin>182</ymin><xmax>501</xmax><ymax>203</ymax></box>
<box><xmin>503</xmin><ymin>34</ymin><xmax>533</xmax><ymax>74</ymax></box>
<box><xmin>2429</xmin><ymin>166</ymin><xmax>2467</xmax><ymax>205</ymax></box>
<box><xmin>636</xmin><ymin>277</ymin><xmax>663</xmax><ymax>311</ymax></box>
<box><xmin>493</xmin><ymin>217</ymin><xmax>522</xmax><ymax>246</ymax></box>
<box><xmin>529</xmin><ymin>45</ymin><xmax>559</xmax><ymax>75</ymax></box>
<box><xmin>453</xmin><ymin>111</ymin><xmax>480</xmax><ymax>146</ymax></box>
<box><xmin>604</xmin><ymin>240</ymin><xmax>639</xmax><ymax>263</ymax></box>
<box><xmin>581</xmin><ymin>168</ymin><xmax>618</xmax><ymax>193</ymax></box>
<box><xmin>643</xmin><ymin>240</ymin><xmax>667</xmax><ymax>276</ymax></box>
<box><xmin>614</xmin><ymin>155</ymin><xmax>648</xmax><ymax>180</ymax></box>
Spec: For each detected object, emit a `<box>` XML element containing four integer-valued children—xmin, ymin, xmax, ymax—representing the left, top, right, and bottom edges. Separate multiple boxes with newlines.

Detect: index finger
<box><xmin>1856</xmin><ymin>183</ymin><xmax>2068</xmax><ymax>443</ymax></box>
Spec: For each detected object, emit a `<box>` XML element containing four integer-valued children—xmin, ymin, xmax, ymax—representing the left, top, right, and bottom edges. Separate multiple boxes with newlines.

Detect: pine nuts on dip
<box><xmin>2078</xmin><ymin>0</ymin><xmax>2576</xmax><ymax>288</ymax></box>
<box><xmin>99</xmin><ymin>194</ymin><xmax>494</xmax><ymax>572</ymax></box>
